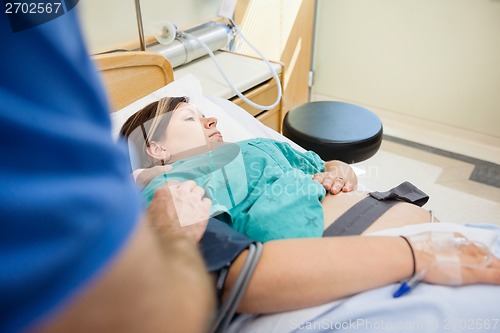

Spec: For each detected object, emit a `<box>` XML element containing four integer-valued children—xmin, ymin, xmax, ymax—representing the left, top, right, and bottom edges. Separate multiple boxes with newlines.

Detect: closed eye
<box><xmin>185</xmin><ymin>117</ymin><xmax>195</xmax><ymax>121</ymax></box>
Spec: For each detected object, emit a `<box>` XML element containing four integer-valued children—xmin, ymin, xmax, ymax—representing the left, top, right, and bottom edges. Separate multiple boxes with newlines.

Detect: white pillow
<box><xmin>111</xmin><ymin>74</ymin><xmax>254</xmax><ymax>143</ymax></box>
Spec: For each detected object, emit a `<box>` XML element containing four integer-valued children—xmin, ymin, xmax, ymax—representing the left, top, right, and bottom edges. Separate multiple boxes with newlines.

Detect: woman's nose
<box><xmin>205</xmin><ymin>117</ymin><xmax>217</xmax><ymax>128</ymax></box>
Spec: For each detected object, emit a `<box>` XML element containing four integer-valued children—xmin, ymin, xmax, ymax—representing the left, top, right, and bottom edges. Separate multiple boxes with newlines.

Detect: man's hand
<box><xmin>148</xmin><ymin>181</ymin><xmax>212</xmax><ymax>243</ymax></box>
<box><xmin>313</xmin><ymin>160</ymin><xmax>358</xmax><ymax>195</ymax></box>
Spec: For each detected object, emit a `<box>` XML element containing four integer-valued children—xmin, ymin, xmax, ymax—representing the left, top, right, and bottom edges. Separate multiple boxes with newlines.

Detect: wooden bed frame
<box><xmin>93</xmin><ymin>51</ymin><xmax>174</xmax><ymax>112</ymax></box>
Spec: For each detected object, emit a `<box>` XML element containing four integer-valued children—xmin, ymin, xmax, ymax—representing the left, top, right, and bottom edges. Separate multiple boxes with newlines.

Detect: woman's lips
<box><xmin>208</xmin><ymin>131</ymin><xmax>223</xmax><ymax>142</ymax></box>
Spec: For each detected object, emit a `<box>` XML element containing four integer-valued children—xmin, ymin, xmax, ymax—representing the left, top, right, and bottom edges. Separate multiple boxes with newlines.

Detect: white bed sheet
<box><xmin>228</xmin><ymin>223</ymin><xmax>500</xmax><ymax>333</ymax></box>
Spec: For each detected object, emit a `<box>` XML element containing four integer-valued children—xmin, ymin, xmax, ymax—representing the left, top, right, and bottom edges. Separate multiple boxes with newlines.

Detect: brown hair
<box><xmin>120</xmin><ymin>96</ymin><xmax>189</xmax><ymax>169</ymax></box>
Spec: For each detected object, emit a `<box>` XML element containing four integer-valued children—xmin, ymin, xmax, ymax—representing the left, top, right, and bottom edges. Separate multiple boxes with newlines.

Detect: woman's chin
<box><xmin>209</xmin><ymin>136</ymin><xmax>224</xmax><ymax>143</ymax></box>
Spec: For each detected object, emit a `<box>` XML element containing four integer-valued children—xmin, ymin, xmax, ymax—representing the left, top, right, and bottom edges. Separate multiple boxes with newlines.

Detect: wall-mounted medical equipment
<box><xmin>147</xmin><ymin>19</ymin><xmax>281</xmax><ymax>111</ymax></box>
<box><xmin>132</xmin><ymin>0</ymin><xmax>281</xmax><ymax>111</ymax></box>
<box><xmin>148</xmin><ymin>21</ymin><xmax>234</xmax><ymax>68</ymax></box>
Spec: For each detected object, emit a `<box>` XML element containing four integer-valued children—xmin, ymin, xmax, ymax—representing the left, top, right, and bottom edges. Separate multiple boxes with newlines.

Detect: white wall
<box><xmin>79</xmin><ymin>0</ymin><xmax>222</xmax><ymax>53</ymax></box>
<box><xmin>313</xmin><ymin>0</ymin><xmax>500</xmax><ymax>139</ymax></box>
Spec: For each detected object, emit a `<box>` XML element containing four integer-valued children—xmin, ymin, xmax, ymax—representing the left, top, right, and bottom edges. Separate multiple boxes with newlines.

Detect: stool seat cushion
<box><xmin>283</xmin><ymin>101</ymin><xmax>383</xmax><ymax>163</ymax></box>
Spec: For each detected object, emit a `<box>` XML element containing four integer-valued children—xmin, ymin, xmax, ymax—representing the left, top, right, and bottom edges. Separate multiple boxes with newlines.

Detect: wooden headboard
<box><xmin>93</xmin><ymin>51</ymin><xmax>174</xmax><ymax>112</ymax></box>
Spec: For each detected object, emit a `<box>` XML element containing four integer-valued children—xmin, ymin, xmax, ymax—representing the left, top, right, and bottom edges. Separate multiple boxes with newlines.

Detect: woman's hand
<box><xmin>313</xmin><ymin>160</ymin><xmax>358</xmax><ymax>195</ymax></box>
<box><xmin>148</xmin><ymin>180</ymin><xmax>212</xmax><ymax>243</ymax></box>
<box><xmin>422</xmin><ymin>245</ymin><xmax>500</xmax><ymax>286</ymax></box>
<box><xmin>410</xmin><ymin>232</ymin><xmax>500</xmax><ymax>286</ymax></box>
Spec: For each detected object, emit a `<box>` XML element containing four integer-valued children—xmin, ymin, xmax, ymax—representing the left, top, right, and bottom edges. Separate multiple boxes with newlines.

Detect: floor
<box><xmin>347</xmin><ymin>111</ymin><xmax>500</xmax><ymax>226</ymax></box>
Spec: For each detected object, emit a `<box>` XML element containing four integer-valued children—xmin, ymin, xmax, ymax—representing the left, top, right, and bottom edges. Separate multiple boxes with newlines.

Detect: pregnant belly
<box><xmin>321</xmin><ymin>191</ymin><xmax>435</xmax><ymax>234</ymax></box>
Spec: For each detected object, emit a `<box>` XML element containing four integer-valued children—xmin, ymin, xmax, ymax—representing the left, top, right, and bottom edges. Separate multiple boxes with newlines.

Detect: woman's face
<box><xmin>159</xmin><ymin>103</ymin><xmax>223</xmax><ymax>157</ymax></box>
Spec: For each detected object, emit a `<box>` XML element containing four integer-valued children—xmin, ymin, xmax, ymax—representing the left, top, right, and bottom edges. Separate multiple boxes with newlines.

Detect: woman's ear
<box><xmin>146</xmin><ymin>141</ymin><xmax>171</xmax><ymax>164</ymax></box>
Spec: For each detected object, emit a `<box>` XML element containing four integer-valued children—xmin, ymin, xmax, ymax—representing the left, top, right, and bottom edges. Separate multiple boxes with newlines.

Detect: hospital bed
<box><xmin>94</xmin><ymin>51</ymin><xmax>500</xmax><ymax>333</ymax></box>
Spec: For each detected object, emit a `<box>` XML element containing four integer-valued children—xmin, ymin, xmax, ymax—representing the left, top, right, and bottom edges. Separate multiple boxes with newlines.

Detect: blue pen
<box><xmin>393</xmin><ymin>269</ymin><xmax>427</xmax><ymax>298</ymax></box>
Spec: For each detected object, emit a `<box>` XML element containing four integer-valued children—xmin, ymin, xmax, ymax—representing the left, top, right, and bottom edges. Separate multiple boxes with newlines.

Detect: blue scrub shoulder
<box><xmin>1</xmin><ymin>11</ymin><xmax>141</xmax><ymax>333</ymax></box>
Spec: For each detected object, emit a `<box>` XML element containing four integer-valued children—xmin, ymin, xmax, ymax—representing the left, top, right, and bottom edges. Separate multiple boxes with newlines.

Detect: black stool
<box><xmin>283</xmin><ymin>101</ymin><xmax>383</xmax><ymax>163</ymax></box>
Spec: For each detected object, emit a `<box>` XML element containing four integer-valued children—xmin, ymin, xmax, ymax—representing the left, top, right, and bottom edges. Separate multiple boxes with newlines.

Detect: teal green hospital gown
<box><xmin>143</xmin><ymin>138</ymin><xmax>327</xmax><ymax>242</ymax></box>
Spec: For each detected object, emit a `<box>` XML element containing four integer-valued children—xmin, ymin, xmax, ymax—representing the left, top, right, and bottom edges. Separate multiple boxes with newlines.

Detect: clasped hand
<box><xmin>148</xmin><ymin>180</ymin><xmax>211</xmax><ymax>243</ymax></box>
<box><xmin>313</xmin><ymin>160</ymin><xmax>358</xmax><ymax>195</ymax></box>
<box><xmin>134</xmin><ymin>165</ymin><xmax>211</xmax><ymax>243</ymax></box>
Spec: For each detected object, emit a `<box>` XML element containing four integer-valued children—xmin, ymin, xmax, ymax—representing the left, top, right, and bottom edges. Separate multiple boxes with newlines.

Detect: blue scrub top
<box><xmin>0</xmin><ymin>8</ymin><xmax>141</xmax><ymax>333</ymax></box>
<box><xmin>144</xmin><ymin>139</ymin><xmax>327</xmax><ymax>242</ymax></box>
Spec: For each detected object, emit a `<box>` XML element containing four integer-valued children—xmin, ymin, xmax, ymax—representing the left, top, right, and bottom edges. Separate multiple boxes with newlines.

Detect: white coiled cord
<box><xmin>181</xmin><ymin>18</ymin><xmax>282</xmax><ymax>111</ymax></box>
